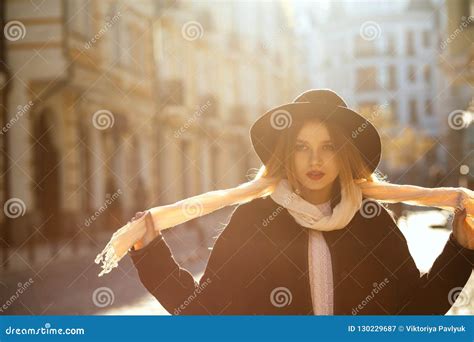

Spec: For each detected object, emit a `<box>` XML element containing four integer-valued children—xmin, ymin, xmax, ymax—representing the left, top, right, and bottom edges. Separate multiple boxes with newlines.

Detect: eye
<box><xmin>295</xmin><ymin>143</ymin><xmax>308</xmax><ymax>151</ymax></box>
<box><xmin>322</xmin><ymin>144</ymin><xmax>335</xmax><ymax>151</ymax></box>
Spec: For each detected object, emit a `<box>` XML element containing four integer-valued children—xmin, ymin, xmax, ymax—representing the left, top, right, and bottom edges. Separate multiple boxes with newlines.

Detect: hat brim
<box><xmin>249</xmin><ymin>102</ymin><xmax>382</xmax><ymax>174</ymax></box>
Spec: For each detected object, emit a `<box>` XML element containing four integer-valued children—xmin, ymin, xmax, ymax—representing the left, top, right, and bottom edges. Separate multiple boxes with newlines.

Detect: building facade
<box><xmin>2</xmin><ymin>0</ymin><xmax>158</xmax><ymax>268</ymax></box>
<box><xmin>1</xmin><ymin>0</ymin><xmax>306</xmax><ymax>268</ymax></box>
<box><xmin>153</xmin><ymin>0</ymin><xmax>306</xmax><ymax>204</ymax></box>
<box><xmin>310</xmin><ymin>0</ymin><xmax>442</xmax><ymax>185</ymax></box>
<box><xmin>437</xmin><ymin>0</ymin><xmax>474</xmax><ymax>188</ymax></box>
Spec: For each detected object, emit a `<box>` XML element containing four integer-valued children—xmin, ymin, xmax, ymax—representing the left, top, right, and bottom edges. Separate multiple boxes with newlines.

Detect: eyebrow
<box><xmin>296</xmin><ymin>139</ymin><xmax>333</xmax><ymax>144</ymax></box>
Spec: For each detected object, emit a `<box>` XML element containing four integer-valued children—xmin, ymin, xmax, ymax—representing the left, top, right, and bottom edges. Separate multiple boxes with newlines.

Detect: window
<box><xmin>200</xmin><ymin>94</ymin><xmax>218</xmax><ymax>118</ymax></box>
<box><xmin>110</xmin><ymin>3</ymin><xmax>122</xmax><ymax>64</ymax></box>
<box><xmin>181</xmin><ymin>140</ymin><xmax>192</xmax><ymax>198</ymax></box>
<box><xmin>424</xmin><ymin>65</ymin><xmax>431</xmax><ymax>84</ymax></box>
<box><xmin>425</xmin><ymin>99</ymin><xmax>433</xmax><ymax>116</ymax></box>
<box><xmin>406</xmin><ymin>31</ymin><xmax>415</xmax><ymax>56</ymax></box>
<box><xmin>408</xmin><ymin>65</ymin><xmax>416</xmax><ymax>82</ymax></box>
<box><xmin>356</xmin><ymin>67</ymin><xmax>378</xmax><ymax>92</ymax></box>
<box><xmin>355</xmin><ymin>36</ymin><xmax>377</xmax><ymax>57</ymax></box>
<box><xmin>388</xmin><ymin>65</ymin><xmax>397</xmax><ymax>89</ymax></box>
<box><xmin>386</xmin><ymin>34</ymin><xmax>397</xmax><ymax>56</ymax></box>
<box><xmin>67</xmin><ymin>0</ymin><xmax>92</xmax><ymax>39</ymax></box>
<box><xmin>240</xmin><ymin>65</ymin><xmax>257</xmax><ymax>109</ymax></box>
<box><xmin>422</xmin><ymin>31</ymin><xmax>430</xmax><ymax>47</ymax></box>
<box><xmin>390</xmin><ymin>99</ymin><xmax>398</xmax><ymax>120</ymax></box>
<box><xmin>210</xmin><ymin>144</ymin><xmax>219</xmax><ymax>190</ymax></box>
<box><xmin>196</xmin><ymin>52</ymin><xmax>207</xmax><ymax>97</ymax></box>
<box><xmin>133</xmin><ymin>27</ymin><xmax>146</xmax><ymax>73</ymax></box>
<box><xmin>122</xmin><ymin>23</ymin><xmax>133</xmax><ymax>66</ymax></box>
<box><xmin>389</xmin><ymin>99</ymin><xmax>398</xmax><ymax>120</ymax></box>
<box><xmin>409</xmin><ymin>99</ymin><xmax>418</xmax><ymax>124</ymax></box>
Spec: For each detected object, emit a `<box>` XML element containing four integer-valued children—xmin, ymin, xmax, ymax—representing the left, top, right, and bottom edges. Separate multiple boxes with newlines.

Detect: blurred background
<box><xmin>0</xmin><ymin>0</ymin><xmax>473</xmax><ymax>315</ymax></box>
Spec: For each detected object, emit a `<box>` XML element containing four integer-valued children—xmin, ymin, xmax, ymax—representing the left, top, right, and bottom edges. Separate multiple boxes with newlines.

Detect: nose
<box><xmin>309</xmin><ymin>150</ymin><xmax>322</xmax><ymax>166</ymax></box>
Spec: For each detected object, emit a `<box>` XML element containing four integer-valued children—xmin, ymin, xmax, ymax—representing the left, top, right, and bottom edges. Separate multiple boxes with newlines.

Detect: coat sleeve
<box><xmin>128</xmin><ymin>202</ymin><xmax>257</xmax><ymax>315</ymax></box>
<box><xmin>374</xmin><ymin>207</ymin><xmax>474</xmax><ymax>315</ymax></box>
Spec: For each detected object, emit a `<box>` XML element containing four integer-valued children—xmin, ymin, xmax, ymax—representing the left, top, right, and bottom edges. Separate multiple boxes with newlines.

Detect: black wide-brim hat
<box><xmin>249</xmin><ymin>89</ymin><xmax>382</xmax><ymax>174</ymax></box>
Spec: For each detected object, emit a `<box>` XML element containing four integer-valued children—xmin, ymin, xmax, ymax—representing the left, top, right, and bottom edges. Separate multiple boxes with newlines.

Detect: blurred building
<box><xmin>153</xmin><ymin>0</ymin><xmax>307</xmax><ymax>204</ymax></box>
<box><xmin>1</xmin><ymin>0</ymin><xmax>307</xmax><ymax>269</ymax></box>
<box><xmin>0</xmin><ymin>0</ymin><xmax>9</xmax><ymax>264</ymax></box>
<box><xmin>1</xmin><ymin>0</ymin><xmax>158</xmax><ymax>267</ymax></box>
<box><xmin>310</xmin><ymin>0</ymin><xmax>441</xmax><ymax>185</ymax></box>
<box><xmin>437</xmin><ymin>0</ymin><xmax>474</xmax><ymax>189</ymax></box>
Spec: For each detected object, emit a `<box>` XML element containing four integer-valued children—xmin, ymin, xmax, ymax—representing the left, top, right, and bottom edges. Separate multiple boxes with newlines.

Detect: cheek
<box><xmin>293</xmin><ymin>154</ymin><xmax>307</xmax><ymax>173</ymax></box>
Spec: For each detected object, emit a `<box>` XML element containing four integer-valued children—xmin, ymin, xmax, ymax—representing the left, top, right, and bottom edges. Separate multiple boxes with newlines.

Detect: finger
<box><xmin>132</xmin><ymin>211</ymin><xmax>146</xmax><ymax>221</ymax></box>
<box><xmin>453</xmin><ymin>208</ymin><xmax>467</xmax><ymax>228</ymax></box>
<box><xmin>140</xmin><ymin>212</ymin><xmax>155</xmax><ymax>243</ymax></box>
<box><xmin>454</xmin><ymin>207</ymin><xmax>466</xmax><ymax>217</ymax></box>
<box><xmin>144</xmin><ymin>212</ymin><xmax>155</xmax><ymax>232</ymax></box>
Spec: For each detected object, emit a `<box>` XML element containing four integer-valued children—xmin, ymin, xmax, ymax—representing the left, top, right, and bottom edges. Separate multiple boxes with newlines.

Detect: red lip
<box><xmin>306</xmin><ymin>170</ymin><xmax>325</xmax><ymax>180</ymax></box>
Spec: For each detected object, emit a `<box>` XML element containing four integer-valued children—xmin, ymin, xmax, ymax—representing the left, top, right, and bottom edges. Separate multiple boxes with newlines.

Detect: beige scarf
<box><xmin>95</xmin><ymin>177</ymin><xmax>474</xmax><ymax>277</ymax></box>
<box><xmin>270</xmin><ymin>178</ymin><xmax>363</xmax><ymax>230</ymax></box>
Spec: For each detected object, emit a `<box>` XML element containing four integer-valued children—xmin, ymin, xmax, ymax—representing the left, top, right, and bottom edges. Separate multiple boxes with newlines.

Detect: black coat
<box><xmin>129</xmin><ymin>196</ymin><xmax>474</xmax><ymax>315</ymax></box>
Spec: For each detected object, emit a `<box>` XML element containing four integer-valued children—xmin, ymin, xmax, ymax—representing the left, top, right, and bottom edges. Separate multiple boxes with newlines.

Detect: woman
<box><xmin>97</xmin><ymin>89</ymin><xmax>474</xmax><ymax>315</ymax></box>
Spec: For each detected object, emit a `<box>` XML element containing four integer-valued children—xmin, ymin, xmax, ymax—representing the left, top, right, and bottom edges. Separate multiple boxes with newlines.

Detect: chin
<box><xmin>300</xmin><ymin>178</ymin><xmax>333</xmax><ymax>191</ymax></box>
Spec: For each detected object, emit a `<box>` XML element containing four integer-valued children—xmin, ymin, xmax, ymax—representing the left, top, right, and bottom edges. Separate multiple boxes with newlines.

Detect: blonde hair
<box><xmin>253</xmin><ymin>117</ymin><xmax>385</xmax><ymax>209</ymax></box>
<box><xmin>95</xmin><ymin>118</ymin><xmax>474</xmax><ymax>276</ymax></box>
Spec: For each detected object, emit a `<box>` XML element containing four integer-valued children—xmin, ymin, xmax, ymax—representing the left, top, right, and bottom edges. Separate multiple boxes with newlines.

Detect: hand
<box><xmin>131</xmin><ymin>211</ymin><xmax>158</xmax><ymax>251</ymax></box>
<box><xmin>452</xmin><ymin>208</ymin><xmax>474</xmax><ymax>250</ymax></box>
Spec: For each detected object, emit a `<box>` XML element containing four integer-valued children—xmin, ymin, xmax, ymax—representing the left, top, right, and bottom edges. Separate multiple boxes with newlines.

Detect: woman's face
<box><xmin>293</xmin><ymin>120</ymin><xmax>340</xmax><ymax>194</ymax></box>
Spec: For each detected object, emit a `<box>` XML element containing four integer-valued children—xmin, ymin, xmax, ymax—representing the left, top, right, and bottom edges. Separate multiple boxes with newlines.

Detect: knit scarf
<box><xmin>270</xmin><ymin>178</ymin><xmax>362</xmax><ymax>230</ymax></box>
